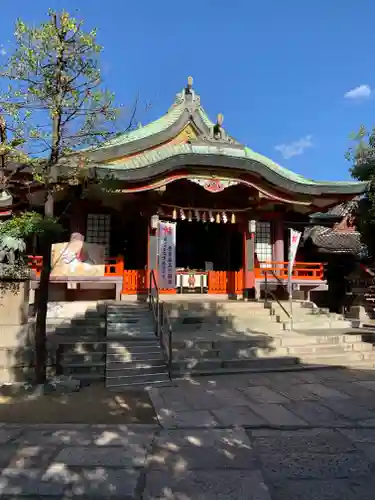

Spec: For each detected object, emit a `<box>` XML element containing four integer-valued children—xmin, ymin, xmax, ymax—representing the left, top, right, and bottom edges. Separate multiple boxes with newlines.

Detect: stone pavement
<box><xmin>2</xmin><ymin>368</ymin><xmax>375</xmax><ymax>498</ymax></box>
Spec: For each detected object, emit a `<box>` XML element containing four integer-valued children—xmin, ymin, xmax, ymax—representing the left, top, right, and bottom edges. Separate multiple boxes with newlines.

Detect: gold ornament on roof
<box><xmin>217</xmin><ymin>113</ymin><xmax>224</xmax><ymax>126</ymax></box>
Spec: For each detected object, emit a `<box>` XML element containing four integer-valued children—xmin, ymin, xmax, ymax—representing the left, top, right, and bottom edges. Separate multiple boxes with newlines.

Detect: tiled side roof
<box><xmin>306</xmin><ymin>226</ymin><xmax>362</xmax><ymax>254</ymax></box>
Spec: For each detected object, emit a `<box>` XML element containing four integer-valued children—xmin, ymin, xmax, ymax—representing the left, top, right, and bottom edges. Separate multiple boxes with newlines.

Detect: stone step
<box><xmin>62</xmin><ymin>364</ymin><xmax>105</xmax><ymax>376</ymax></box>
<box><xmin>107</xmin><ymin>307</ymin><xmax>150</xmax><ymax>314</ymax></box>
<box><xmin>61</xmin><ymin>361</ymin><xmax>105</xmax><ymax>369</ymax></box>
<box><xmin>107</xmin><ymin>313</ymin><xmax>151</xmax><ymax>319</ymax></box>
<box><xmin>106</xmin><ymin>365</ymin><xmax>167</xmax><ymax>377</ymax></box>
<box><xmin>172</xmin><ymin>348</ymin><xmax>221</xmax><ymax>360</ymax></box>
<box><xmin>107</xmin><ymin>342</ymin><xmax>161</xmax><ymax>352</ymax></box>
<box><xmin>172</xmin><ymin>342</ymin><xmax>373</xmax><ymax>362</ymax></box>
<box><xmin>296</xmin><ymin>352</ymin><xmax>366</xmax><ymax>365</ymax></box>
<box><xmin>63</xmin><ymin>372</ymin><xmax>104</xmax><ymax>381</ymax></box>
<box><xmin>106</xmin><ymin>326</ymin><xmax>155</xmax><ymax>334</ymax></box>
<box><xmin>57</xmin><ymin>341</ymin><xmax>107</xmax><ymax>351</ymax></box>
<box><xmin>107</xmin><ymin>357</ymin><xmax>166</xmax><ymax>367</ymax></box>
<box><xmin>105</xmin><ymin>372</ymin><xmax>170</xmax><ymax>387</ymax></box>
<box><xmin>172</xmin><ymin>356</ymin><xmax>299</xmax><ymax>373</ymax></box>
<box><xmin>61</xmin><ymin>352</ymin><xmax>106</xmax><ymax>364</ymax></box>
<box><xmin>106</xmin><ymin>341</ymin><xmax>163</xmax><ymax>362</ymax></box>
<box><xmin>286</xmin><ymin>320</ymin><xmax>353</xmax><ymax>330</ymax></box>
<box><xmin>47</xmin><ymin>317</ymin><xmax>105</xmax><ymax>327</ymax></box>
<box><xmin>48</xmin><ymin>327</ymin><xmax>105</xmax><ymax>337</ymax></box>
<box><xmin>273</xmin><ymin>333</ymin><xmax>365</xmax><ymax>347</ymax></box>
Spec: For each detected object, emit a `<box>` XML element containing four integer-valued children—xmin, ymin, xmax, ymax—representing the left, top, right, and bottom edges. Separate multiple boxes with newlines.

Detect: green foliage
<box><xmin>347</xmin><ymin>125</ymin><xmax>375</xmax><ymax>256</ymax></box>
<box><xmin>0</xmin><ymin>211</ymin><xmax>62</xmax><ymax>239</ymax></box>
<box><xmin>0</xmin><ymin>9</ymin><xmax>119</xmax><ymax>178</ymax></box>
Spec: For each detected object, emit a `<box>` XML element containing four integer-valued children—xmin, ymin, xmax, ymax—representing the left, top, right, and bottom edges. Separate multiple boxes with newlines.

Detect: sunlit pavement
<box><xmin>2</xmin><ymin>368</ymin><xmax>375</xmax><ymax>498</ymax></box>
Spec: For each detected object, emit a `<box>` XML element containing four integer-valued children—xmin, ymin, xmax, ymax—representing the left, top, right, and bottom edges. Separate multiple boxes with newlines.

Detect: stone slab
<box><xmin>52</xmin><ymin>445</ymin><xmax>147</xmax><ymax>468</ymax></box>
<box><xmin>143</xmin><ymin>469</ymin><xmax>272</xmax><ymax>500</ymax></box>
<box><xmin>301</xmin><ymin>383</ymin><xmax>350</xmax><ymax>400</ymax></box>
<box><xmin>43</xmin><ymin>464</ymin><xmax>141</xmax><ymax>498</ymax></box>
<box><xmin>259</xmin><ymin>452</ymin><xmax>373</xmax><ymax>480</ymax></box>
<box><xmin>0</xmin><ymin>428</ymin><xmax>22</xmax><ymax>445</ymax></box>
<box><xmin>319</xmin><ymin>398</ymin><xmax>375</xmax><ymax>421</ymax></box>
<box><xmin>7</xmin><ymin>445</ymin><xmax>59</xmax><ymax>470</ymax></box>
<box><xmin>247</xmin><ymin>402</ymin><xmax>309</xmax><ymax>427</ymax></box>
<box><xmin>210</xmin><ymin>388</ymin><xmax>253</xmax><ymax>407</ymax></box>
<box><xmin>159</xmin><ymin>410</ymin><xmax>219</xmax><ymax>429</ymax></box>
<box><xmin>0</xmin><ymin>468</ymin><xmax>66</xmax><ymax>497</ymax></box>
<box><xmin>241</xmin><ymin>385</ymin><xmax>290</xmax><ymax>404</ymax></box>
<box><xmin>274</xmin><ymin>384</ymin><xmax>321</xmax><ymax>401</ymax></box>
<box><xmin>155</xmin><ymin>428</ymin><xmax>251</xmax><ymax>449</ymax></box>
<box><xmin>212</xmin><ymin>405</ymin><xmax>265</xmax><ymax>427</ymax></box>
<box><xmin>282</xmin><ymin>401</ymin><xmax>349</xmax><ymax>426</ymax></box>
<box><xmin>269</xmin><ymin>479</ymin><xmax>355</xmax><ymax>500</ymax></box>
<box><xmin>325</xmin><ymin>381</ymin><xmax>375</xmax><ymax>399</ymax></box>
<box><xmin>250</xmin><ymin>429</ymin><xmax>357</xmax><ymax>454</ymax></box>
<box><xmin>340</xmin><ymin>428</ymin><xmax>375</xmax><ymax>444</ymax></box>
<box><xmin>148</xmin><ymin>443</ymin><xmax>258</xmax><ymax>470</ymax></box>
<box><xmin>356</xmin><ymin>380</ymin><xmax>375</xmax><ymax>392</ymax></box>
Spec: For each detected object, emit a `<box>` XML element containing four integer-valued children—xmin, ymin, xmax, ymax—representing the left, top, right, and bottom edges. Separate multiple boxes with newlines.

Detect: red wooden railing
<box><xmin>255</xmin><ymin>261</ymin><xmax>324</xmax><ymax>280</ymax></box>
<box><xmin>27</xmin><ymin>256</ymin><xmax>324</xmax><ymax>296</ymax></box>
<box><xmin>122</xmin><ymin>270</ymin><xmax>147</xmax><ymax>294</ymax></box>
<box><xmin>207</xmin><ymin>270</ymin><xmax>243</xmax><ymax>294</ymax></box>
<box><xmin>27</xmin><ymin>255</ymin><xmax>124</xmax><ymax>277</ymax></box>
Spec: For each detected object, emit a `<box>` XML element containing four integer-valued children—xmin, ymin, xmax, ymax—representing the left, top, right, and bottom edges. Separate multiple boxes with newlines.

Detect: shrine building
<box><xmin>26</xmin><ymin>78</ymin><xmax>368</xmax><ymax>301</ymax></box>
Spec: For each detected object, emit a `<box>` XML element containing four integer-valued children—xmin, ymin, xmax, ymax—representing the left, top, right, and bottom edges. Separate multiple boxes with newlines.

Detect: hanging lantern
<box><xmin>188</xmin><ymin>210</ymin><xmax>192</xmax><ymax>222</ymax></box>
<box><xmin>216</xmin><ymin>212</ymin><xmax>220</xmax><ymax>224</ymax></box>
<box><xmin>202</xmin><ymin>211</ymin><xmax>207</xmax><ymax>223</ymax></box>
<box><xmin>231</xmin><ymin>213</ymin><xmax>236</xmax><ymax>224</ymax></box>
<box><xmin>172</xmin><ymin>208</ymin><xmax>177</xmax><ymax>220</ymax></box>
<box><xmin>195</xmin><ymin>210</ymin><xmax>200</xmax><ymax>221</ymax></box>
<box><xmin>222</xmin><ymin>212</ymin><xmax>228</xmax><ymax>223</ymax></box>
<box><xmin>209</xmin><ymin>210</ymin><xmax>214</xmax><ymax>223</ymax></box>
<box><xmin>180</xmin><ymin>209</ymin><xmax>186</xmax><ymax>220</ymax></box>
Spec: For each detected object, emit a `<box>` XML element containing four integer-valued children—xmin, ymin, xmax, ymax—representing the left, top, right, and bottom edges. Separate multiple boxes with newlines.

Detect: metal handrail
<box><xmin>264</xmin><ymin>270</ymin><xmax>291</xmax><ymax>319</ymax></box>
<box><xmin>148</xmin><ymin>270</ymin><xmax>172</xmax><ymax>380</ymax></box>
<box><xmin>159</xmin><ymin>302</ymin><xmax>173</xmax><ymax>378</ymax></box>
<box><xmin>149</xmin><ymin>270</ymin><xmax>160</xmax><ymax>336</ymax></box>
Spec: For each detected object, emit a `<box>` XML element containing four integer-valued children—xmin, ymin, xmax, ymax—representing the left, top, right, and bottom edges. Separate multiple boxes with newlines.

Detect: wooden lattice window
<box><xmin>86</xmin><ymin>214</ymin><xmax>111</xmax><ymax>258</ymax></box>
<box><xmin>255</xmin><ymin>221</ymin><xmax>272</xmax><ymax>266</ymax></box>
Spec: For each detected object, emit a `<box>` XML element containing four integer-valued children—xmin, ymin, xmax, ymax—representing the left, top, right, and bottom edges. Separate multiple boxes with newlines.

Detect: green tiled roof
<box><xmin>85</xmin><ymin>84</ymin><xmax>367</xmax><ymax>195</ymax></box>
<box><xmin>243</xmin><ymin>147</ymin><xmax>363</xmax><ymax>187</ymax></box>
<box><xmin>102</xmin><ymin>142</ymin><xmax>364</xmax><ymax>189</ymax></box>
<box><xmin>97</xmin><ymin>100</ymin><xmax>215</xmax><ymax>150</ymax></box>
<box><xmin>98</xmin><ymin>102</ymin><xmax>186</xmax><ymax>149</ymax></box>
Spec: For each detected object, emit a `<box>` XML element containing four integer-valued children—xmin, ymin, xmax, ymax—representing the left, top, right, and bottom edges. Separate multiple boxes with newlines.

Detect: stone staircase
<box><xmin>48</xmin><ymin>302</ymin><xmax>107</xmax><ymax>382</ymax></box>
<box><xmin>163</xmin><ymin>298</ymin><xmax>375</xmax><ymax>376</ymax></box>
<box><xmin>104</xmin><ymin>302</ymin><xmax>170</xmax><ymax>389</ymax></box>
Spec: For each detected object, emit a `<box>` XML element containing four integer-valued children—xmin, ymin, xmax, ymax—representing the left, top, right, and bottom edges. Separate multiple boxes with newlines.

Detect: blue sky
<box><xmin>1</xmin><ymin>0</ymin><xmax>375</xmax><ymax>181</ymax></box>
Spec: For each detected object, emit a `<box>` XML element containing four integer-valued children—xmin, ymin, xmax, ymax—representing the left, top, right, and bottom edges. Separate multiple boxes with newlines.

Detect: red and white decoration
<box><xmin>288</xmin><ymin>228</ymin><xmax>302</xmax><ymax>293</ymax></box>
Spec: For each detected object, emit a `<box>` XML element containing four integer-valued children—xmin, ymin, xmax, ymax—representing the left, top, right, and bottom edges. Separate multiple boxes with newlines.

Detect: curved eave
<box><xmin>87</xmin><ymin>106</ymin><xmax>220</xmax><ymax>163</ymax></box>
<box><xmin>88</xmin><ymin>143</ymin><xmax>368</xmax><ymax>196</ymax></box>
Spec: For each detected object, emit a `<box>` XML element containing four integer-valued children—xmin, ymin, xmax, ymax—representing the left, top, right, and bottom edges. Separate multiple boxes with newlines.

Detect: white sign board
<box><xmin>158</xmin><ymin>221</ymin><xmax>176</xmax><ymax>289</ymax></box>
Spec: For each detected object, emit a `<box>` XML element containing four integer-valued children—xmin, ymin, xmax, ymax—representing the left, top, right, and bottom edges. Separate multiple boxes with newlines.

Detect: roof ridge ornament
<box><xmin>173</xmin><ymin>76</ymin><xmax>201</xmax><ymax>108</ymax></box>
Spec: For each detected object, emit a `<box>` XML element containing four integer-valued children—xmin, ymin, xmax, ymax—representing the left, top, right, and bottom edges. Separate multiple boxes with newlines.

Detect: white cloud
<box><xmin>0</xmin><ymin>47</ymin><xmax>6</xmax><ymax>56</ymax></box>
<box><xmin>274</xmin><ymin>135</ymin><xmax>313</xmax><ymax>160</ymax></box>
<box><xmin>344</xmin><ymin>84</ymin><xmax>371</xmax><ymax>100</ymax></box>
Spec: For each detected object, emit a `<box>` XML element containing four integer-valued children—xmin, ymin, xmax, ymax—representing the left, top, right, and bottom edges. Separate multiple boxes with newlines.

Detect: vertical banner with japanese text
<box><xmin>158</xmin><ymin>221</ymin><xmax>176</xmax><ymax>289</ymax></box>
<box><xmin>288</xmin><ymin>228</ymin><xmax>302</xmax><ymax>295</ymax></box>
